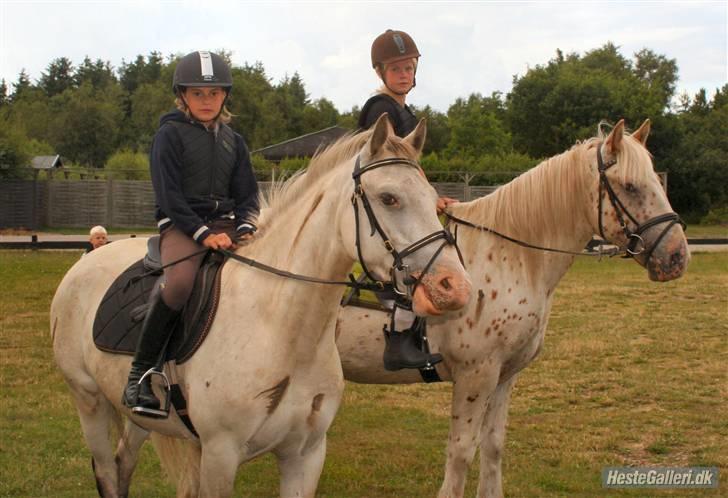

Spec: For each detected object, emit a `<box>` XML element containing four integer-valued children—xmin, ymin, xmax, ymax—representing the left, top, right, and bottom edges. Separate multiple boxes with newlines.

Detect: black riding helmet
<box><xmin>173</xmin><ymin>51</ymin><xmax>233</xmax><ymax>95</ymax></box>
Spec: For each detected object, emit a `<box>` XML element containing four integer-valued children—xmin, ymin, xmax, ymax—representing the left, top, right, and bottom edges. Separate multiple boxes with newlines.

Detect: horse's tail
<box><xmin>151</xmin><ymin>433</ymin><xmax>201</xmax><ymax>496</ymax></box>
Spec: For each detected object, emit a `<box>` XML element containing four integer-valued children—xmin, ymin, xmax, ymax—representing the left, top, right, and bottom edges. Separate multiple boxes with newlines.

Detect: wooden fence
<box><xmin>0</xmin><ymin>172</ymin><xmax>666</xmax><ymax>229</ymax></box>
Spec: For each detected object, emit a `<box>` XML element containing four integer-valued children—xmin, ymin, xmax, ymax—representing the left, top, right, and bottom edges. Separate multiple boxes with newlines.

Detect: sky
<box><xmin>1</xmin><ymin>1</ymin><xmax>726</xmax><ymax>113</ymax></box>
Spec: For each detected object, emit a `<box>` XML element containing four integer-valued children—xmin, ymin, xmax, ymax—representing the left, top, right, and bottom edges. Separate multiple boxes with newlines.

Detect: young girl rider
<box><xmin>358</xmin><ymin>30</ymin><xmax>456</xmax><ymax>372</ymax></box>
<box><xmin>122</xmin><ymin>51</ymin><xmax>259</xmax><ymax>418</ymax></box>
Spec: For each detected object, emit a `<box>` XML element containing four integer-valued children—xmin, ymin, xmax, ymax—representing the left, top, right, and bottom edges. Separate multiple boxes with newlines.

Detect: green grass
<box><xmin>685</xmin><ymin>223</ymin><xmax>727</xmax><ymax>238</ymax></box>
<box><xmin>1</xmin><ymin>251</ymin><xmax>726</xmax><ymax>497</ymax></box>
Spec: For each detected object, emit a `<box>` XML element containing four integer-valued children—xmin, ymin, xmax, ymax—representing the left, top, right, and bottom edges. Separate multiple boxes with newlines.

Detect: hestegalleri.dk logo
<box><xmin>602</xmin><ymin>467</ymin><xmax>718</xmax><ymax>488</ymax></box>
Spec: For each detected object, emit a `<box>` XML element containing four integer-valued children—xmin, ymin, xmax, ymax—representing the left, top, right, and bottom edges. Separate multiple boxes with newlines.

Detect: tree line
<box><xmin>0</xmin><ymin>44</ymin><xmax>725</xmax><ymax>221</ymax></box>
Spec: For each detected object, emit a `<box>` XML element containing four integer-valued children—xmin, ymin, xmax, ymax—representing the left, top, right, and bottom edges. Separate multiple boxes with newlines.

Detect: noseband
<box><xmin>351</xmin><ymin>155</ymin><xmax>461</xmax><ymax>306</ymax></box>
<box><xmin>596</xmin><ymin>143</ymin><xmax>685</xmax><ymax>263</ymax></box>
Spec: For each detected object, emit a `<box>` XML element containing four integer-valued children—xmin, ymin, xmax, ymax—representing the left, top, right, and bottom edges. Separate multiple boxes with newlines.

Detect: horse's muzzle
<box><xmin>412</xmin><ymin>265</ymin><xmax>472</xmax><ymax>315</ymax></box>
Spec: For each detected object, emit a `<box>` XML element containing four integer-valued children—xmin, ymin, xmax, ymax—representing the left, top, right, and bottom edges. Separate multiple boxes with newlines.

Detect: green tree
<box><xmin>75</xmin><ymin>57</ymin><xmax>117</xmax><ymax>88</ymax></box>
<box><xmin>665</xmin><ymin>86</ymin><xmax>728</xmax><ymax>218</ymax></box>
<box><xmin>105</xmin><ymin>148</ymin><xmax>150</xmax><ymax>180</ymax></box>
<box><xmin>446</xmin><ymin>93</ymin><xmax>511</xmax><ymax>158</ymax></box>
<box><xmin>119</xmin><ymin>52</ymin><xmax>164</xmax><ymax>94</ymax></box>
<box><xmin>39</xmin><ymin>57</ymin><xmax>75</xmax><ymax>97</ymax></box>
<box><xmin>507</xmin><ymin>43</ymin><xmax>677</xmax><ymax>157</ymax></box>
<box><xmin>412</xmin><ymin>105</ymin><xmax>450</xmax><ymax>154</ymax></box>
<box><xmin>0</xmin><ymin>118</ymin><xmax>32</xmax><ymax>179</ymax></box>
<box><xmin>0</xmin><ymin>79</ymin><xmax>7</xmax><ymax>107</ymax></box>
<box><xmin>128</xmin><ymin>81</ymin><xmax>172</xmax><ymax>150</ymax></box>
<box><xmin>11</xmin><ymin>70</ymin><xmax>33</xmax><ymax>102</ymax></box>
<box><xmin>46</xmin><ymin>83</ymin><xmax>124</xmax><ymax>167</ymax></box>
<box><xmin>302</xmin><ymin>98</ymin><xmax>340</xmax><ymax>132</ymax></box>
<box><xmin>633</xmin><ymin>48</ymin><xmax>678</xmax><ymax>112</ymax></box>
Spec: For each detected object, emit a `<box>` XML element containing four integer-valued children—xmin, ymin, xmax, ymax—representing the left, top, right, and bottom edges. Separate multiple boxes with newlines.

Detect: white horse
<box><xmin>336</xmin><ymin>120</ymin><xmax>690</xmax><ymax>497</ymax></box>
<box><xmin>50</xmin><ymin>115</ymin><xmax>472</xmax><ymax>498</ymax></box>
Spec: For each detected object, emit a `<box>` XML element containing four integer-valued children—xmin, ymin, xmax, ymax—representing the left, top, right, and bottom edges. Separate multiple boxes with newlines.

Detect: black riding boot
<box><xmin>383</xmin><ymin>325</ymin><xmax>443</xmax><ymax>372</ymax></box>
<box><xmin>122</xmin><ymin>294</ymin><xmax>178</xmax><ymax>418</ymax></box>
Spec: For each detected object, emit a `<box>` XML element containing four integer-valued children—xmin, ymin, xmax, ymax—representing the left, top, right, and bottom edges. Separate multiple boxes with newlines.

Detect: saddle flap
<box><xmin>93</xmin><ymin>253</ymin><xmax>225</xmax><ymax>364</ymax></box>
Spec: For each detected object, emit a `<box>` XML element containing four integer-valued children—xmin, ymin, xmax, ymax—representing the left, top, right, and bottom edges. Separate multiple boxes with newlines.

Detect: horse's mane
<box><xmin>260</xmin><ymin>128</ymin><xmax>418</xmax><ymax>228</ymax></box>
<box><xmin>452</xmin><ymin>126</ymin><xmax>655</xmax><ymax>271</ymax></box>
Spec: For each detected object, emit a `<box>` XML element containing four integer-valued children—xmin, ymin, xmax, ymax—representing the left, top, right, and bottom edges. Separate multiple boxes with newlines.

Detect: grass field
<box><xmin>0</xmin><ymin>250</ymin><xmax>726</xmax><ymax>497</ymax></box>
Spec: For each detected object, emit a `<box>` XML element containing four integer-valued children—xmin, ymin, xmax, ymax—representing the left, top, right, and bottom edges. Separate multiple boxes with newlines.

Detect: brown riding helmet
<box><xmin>371</xmin><ymin>29</ymin><xmax>421</xmax><ymax>68</ymax></box>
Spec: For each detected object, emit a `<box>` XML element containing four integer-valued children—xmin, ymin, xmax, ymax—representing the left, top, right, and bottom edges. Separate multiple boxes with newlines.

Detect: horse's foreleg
<box><xmin>115</xmin><ymin>420</ymin><xmax>149</xmax><ymax>498</ymax></box>
<box><xmin>198</xmin><ymin>437</ymin><xmax>240</xmax><ymax>498</ymax></box>
<box><xmin>437</xmin><ymin>369</ymin><xmax>499</xmax><ymax>498</ymax></box>
<box><xmin>476</xmin><ymin>376</ymin><xmax>516</xmax><ymax>498</ymax></box>
<box><xmin>276</xmin><ymin>435</ymin><xmax>327</xmax><ymax>498</ymax></box>
<box><xmin>69</xmin><ymin>380</ymin><xmax>120</xmax><ymax>497</ymax></box>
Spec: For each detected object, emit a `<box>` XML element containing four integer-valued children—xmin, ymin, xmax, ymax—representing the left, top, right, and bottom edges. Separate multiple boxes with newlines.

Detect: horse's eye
<box><xmin>625</xmin><ymin>183</ymin><xmax>639</xmax><ymax>195</ymax></box>
<box><xmin>380</xmin><ymin>193</ymin><xmax>399</xmax><ymax>207</ymax></box>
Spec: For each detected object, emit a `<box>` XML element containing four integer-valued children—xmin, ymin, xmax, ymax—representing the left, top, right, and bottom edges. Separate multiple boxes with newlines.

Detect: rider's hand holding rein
<box><xmin>203</xmin><ymin>232</ymin><xmax>235</xmax><ymax>250</ymax></box>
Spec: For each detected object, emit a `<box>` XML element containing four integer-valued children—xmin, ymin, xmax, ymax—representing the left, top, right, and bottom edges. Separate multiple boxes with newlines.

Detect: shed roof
<box><xmin>253</xmin><ymin>126</ymin><xmax>350</xmax><ymax>161</ymax></box>
<box><xmin>30</xmin><ymin>155</ymin><xmax>63</xmax><ymax>169</ymax></box>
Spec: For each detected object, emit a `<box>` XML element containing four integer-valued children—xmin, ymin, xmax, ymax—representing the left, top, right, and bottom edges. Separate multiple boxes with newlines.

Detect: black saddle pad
<box><xmin>92</xmin><ymin>252</ymin><xmax>225</xmax><ymax>364</ymax></box>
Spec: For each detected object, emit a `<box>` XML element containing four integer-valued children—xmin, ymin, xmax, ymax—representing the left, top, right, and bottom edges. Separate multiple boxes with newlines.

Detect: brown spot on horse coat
<box><xmin>307</xmin><ymin>393</ymin><xmax>325</xmax><ymax>427</ymax></box>
<box><xmin>475</xmin><ymin>289</ymin><xmax>485</xmax><ymax>321</ymax></box>
<box><xmin>256</xmin><ymin>376</ymin><xmax>290</xmax><ymax>415</ymax></box>
<box><xmin>491</xmin><ymin>289</ymin><xmax>498</xmax><ymax>300</ymax></box>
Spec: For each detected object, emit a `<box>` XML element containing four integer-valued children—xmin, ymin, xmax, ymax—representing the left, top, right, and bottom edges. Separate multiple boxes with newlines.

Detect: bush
<box><xmin>700</xmin><ymin>206</ymin><xmax>728</xmax><ymax>225</ymax></box>
<box><xmin>105</xmin><ymin>148</ymin><xmax>149</xmax><ymax>180</ymax></box>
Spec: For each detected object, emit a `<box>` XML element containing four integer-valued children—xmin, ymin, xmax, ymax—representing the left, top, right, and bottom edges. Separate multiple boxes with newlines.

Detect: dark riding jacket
<box><xmin>150</xmin><ymin>110</ymin><xmax>259</xmax><ymax>243</ymax></box>
<box><xmin>358</xmin><ymin>94</ymin><xmax>417</xmax><ymax>137</ymax></box>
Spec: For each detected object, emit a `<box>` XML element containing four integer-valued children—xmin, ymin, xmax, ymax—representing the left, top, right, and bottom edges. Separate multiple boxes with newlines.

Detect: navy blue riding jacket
<box><xmin>150</xmin><ymin>110</ymin><xmax>259</xmax><ymax>243</ymax></box>
<box><xmin>358</xmin><ymin>94</ymin><xmax>417</xmax><ymax>137</ymax></box>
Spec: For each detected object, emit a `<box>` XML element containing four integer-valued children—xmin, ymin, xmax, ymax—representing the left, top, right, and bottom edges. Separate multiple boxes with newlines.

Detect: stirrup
<box><xmin>131</xmin><ymin>368</ymin><xmax>172</xmax><ymax>419</ymax></box>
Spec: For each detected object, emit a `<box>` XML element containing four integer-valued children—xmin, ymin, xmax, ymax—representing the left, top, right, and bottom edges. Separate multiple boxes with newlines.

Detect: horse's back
<box><xmin>51</xmin><ymin>238</ymin><xmax>148</xmax><ymax>370</ymax></box>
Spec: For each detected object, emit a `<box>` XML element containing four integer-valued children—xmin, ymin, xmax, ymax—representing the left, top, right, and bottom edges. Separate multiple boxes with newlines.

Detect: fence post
<box><xmin>47</xmin><ymin>179</ymin><xmax>55</xmax><ymax>228</ymax></box>
<box><xmin>463</xmin><ymin>173</ymin><xmax>472</xmax><ymax>201</ymax></box>
<box><xmin>106</xmin><ymin>175</ymin><xmax>114</xmax><ymax>228</ymax></box>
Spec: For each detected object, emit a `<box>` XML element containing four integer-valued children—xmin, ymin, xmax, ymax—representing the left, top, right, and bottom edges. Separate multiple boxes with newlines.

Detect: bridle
<box><xmin>352</xmin><ymin>155</ymin><xmax>461</xmax><ymax>306</ymax></box>
<box><xmin>596</xmin><ymin>142</ymin><xmax>685</xmax><ymax>263</ymax></box>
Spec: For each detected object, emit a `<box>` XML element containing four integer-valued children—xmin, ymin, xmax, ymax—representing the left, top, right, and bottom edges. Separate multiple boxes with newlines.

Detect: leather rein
<box><xmin>445</xmin><ymin>142</ymin><xmax>684</xmax><ymax>262</ymax></box>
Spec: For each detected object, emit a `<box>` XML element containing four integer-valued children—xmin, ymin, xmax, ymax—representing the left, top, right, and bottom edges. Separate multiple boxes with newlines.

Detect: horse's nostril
<box><xmin>670</xmin><ymin>251</ymin><xmax>683</xmax><ymax>267</ymax></box>
<box><xmin>440</xmin><ymin>277</ymin><xmax>451</xmax><ymax>290</ymax></box>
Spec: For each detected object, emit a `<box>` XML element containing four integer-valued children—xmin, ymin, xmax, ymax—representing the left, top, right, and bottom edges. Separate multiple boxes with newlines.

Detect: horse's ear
<box><xmin>404</xmin><ymin>118</ymin><xmax>427</xmax><ymax>156</ymax></box>
<box><xmin>632</xmin><ymin>119</ymin><xmax>651</xmax><ymax>146</ymax></box>
<box><xmin>369</xmin><ymin>113</ymin><xmax>393</xmax><ymax>156</ymax></box>
<box><xmin>605</xmin><ymin>119</ymin><xmax>625</xmax><ymax>154</ymax></box>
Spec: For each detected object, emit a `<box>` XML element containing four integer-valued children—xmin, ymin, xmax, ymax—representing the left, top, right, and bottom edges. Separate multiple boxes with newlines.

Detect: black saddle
<box><xmin>93</xmin><ymin>236</ymin><xmax>225</xmax><ymax>364</ymax></box>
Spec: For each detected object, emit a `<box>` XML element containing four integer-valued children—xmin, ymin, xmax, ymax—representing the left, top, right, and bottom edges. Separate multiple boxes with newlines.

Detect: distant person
<box><xmin>121</xmin><ymin>51</ymin><xmax>259</xmax><ymax>418</ymax></box>
<box><xmin>357</xmin><ymin>29</ymin><xmax>456</xmax><ymax>371</ymax></box>
<box><xmin>84</xmin><ymin>226</ymin><xmax>108</xmax><ymax>255</ymax></box>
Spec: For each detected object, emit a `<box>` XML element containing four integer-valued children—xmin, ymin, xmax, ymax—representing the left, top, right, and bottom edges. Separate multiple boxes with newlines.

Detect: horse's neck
<box><xmin>231</xmin><ymin>173</ymin><xmax>354</xmax><ymax>331</ymax></box>
<box><xmin>453</xmin><ymin>147</ymin><xmax>595</xmax><ymax>287</ymax></box>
